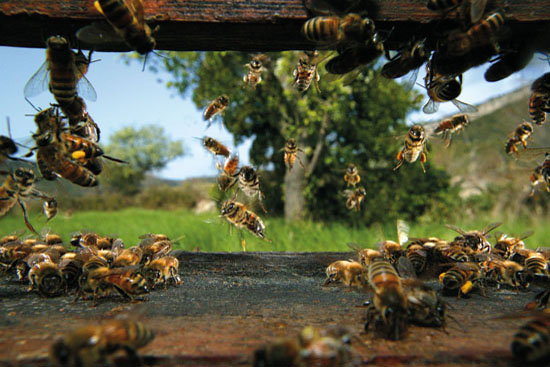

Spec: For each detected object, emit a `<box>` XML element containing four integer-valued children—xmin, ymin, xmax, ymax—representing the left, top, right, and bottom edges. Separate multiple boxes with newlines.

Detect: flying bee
<box><xmin>42</xmin><ymin>198</ymin><xmax>58</xmax><ymax>223</ymax></box>
<box><xmin>236</xmin><ymin>165</ymin><xmax>267</xmax><ymax>213</ymax></box>
<box><xmin>529</xmin><ymin>164</ymin><xmax>549</xmax><ymax>196</ymax></box>
<box><xmin>243</xmin><ymin>54</ymin><xmax>268</xmax><ymax>89</ymax></box>
<box><xmin>439</xmin><ymin>262</ymin><xmax>483</xmax><ymax>297</ymax></box>
<box><xmin>217</xmin><ymin>154</ymin><xmax>240</xmax><ymax>192</ymax></box>
<box><xmin>426</xmin><ymin>0</ymin><xmax>487</xmax><ymax>23</ymax></box>
<box><xmin>505</xmin><ymin>122</ymin><xmax>534</xmax><ymax>155</ymax></box>
<box><xmin>431</xmin><ymin>43</ymin><xmax>498</xmax><ymax>78</ymax></box>
<box><xmin>443</xmin><ymin>10</ymin><xmax>505</xmax><ymax>57</ymax></box>
<box><xmin>394</xmin><ymin>124</ymin><xmax>428</xmax><ymax>173</ymax></box>
<box><xmin>24</xmin><ymin>36</ymin><xmax>97</xmax><ymax>106</ymax></box>
<box><xmin>293</xmin><ymin>51</ymin><xmax>321</xmax><ymax>93</ymax></box>
<box><xmin>200</xmin><ymin>136</ymin><xmax>230</xmax><ymax>158</ymax></box>
<box><xmin>50</xmin><ymin>320</ymin><xmax>155</xmax><ymax>367</ymax></box>
<box><xmin>220</xmin><ymin>199</ymin><xmax>267</xmax><ymax>251</ymax></box>
<box><xmin>77</xmin><ymin>0</ymin><xmax>157</xmax><ymax>55</ymax></box>
<box><xmin>517</xmin><ymin>149</ymin><xmax>550</xmax><ymax>190</ymax></box>
<box><xmin>365</xmin><ymin>258</ymin><xmax>408</xmax><ymax>340</ymax></box>
<box><xmin>143</xmin><ymin>256</ymin><xmax>182</xmax><ymax>288</ymax></box>
<box><xmin>423</xmin><ymin>65</ymin><xmax>477</xmax><ymax>114</ymax></box>
<box><xmin>484</xmin><ymin>40</ymin><xmax>534</xmax><ymax>82</ymax></box>
<box><xmin>344</xmin><ymin>163</ymin><xmax>360</xmax><ymax>187</ymax></box>
<box><xmin>28</xmin><ymin>262</ymin><xmax>64</xmax><ymax>297</ymax></box>
<box><xmin>323</xmin><ymin>260</ymin><xmax>365</xmax><ymax>288</ymax></box>
<box><xmin>529</xmin><ymin>73</ymin><xmax>550</xmax><ymax>126</ymax></box>
<box><xmin>446</xmin><ymin>222</ymin><xmax>501</xmax><ymax>253</ymax></box>
<box><xmin>282</xmin><ymin>138</ymin><xmax>305</xmax><ymax>172</ymax></box>
<box><xmin>341</xmin><ymin>186</ymin><xmax>366</xmax><ymax>211</ymax></box>
<box><xmin>381</xmin><ymin>40</ymin><xmax>429</xmax><ymax>91</ymax></box>
<box><xmin>402</xmin><ymin>279</ymin><xmax>447</xmax><ymax>327</ymax></box>
<box><xmin>62</xmin><ymin>96</ymin><xmax>100</xmax><ymax>142</ymax></box>
<box><xmin>203</xmin><ymin>95</ymin><xmax>229</xmax><ymax>129</ymax></box>
<box><xmin>431</xmin><ymin>114</ymin><xmax>470</xmax><ymax>147</ymax></box>
<box><xmin>0</xmin><ymin>168</ymin><xmax>52</xmax><ymax>234</ymax></box>
<box><xmin>324</xmin><ymin>41</ymin><xmax>384</xmax><ymax>76</ymax></box>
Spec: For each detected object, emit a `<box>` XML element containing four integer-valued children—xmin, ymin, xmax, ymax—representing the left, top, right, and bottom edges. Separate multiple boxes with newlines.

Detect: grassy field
<box><xmin>0</xmin><ymin>208</ymin><xmax>549</xmax><ymax>252</ymax></box>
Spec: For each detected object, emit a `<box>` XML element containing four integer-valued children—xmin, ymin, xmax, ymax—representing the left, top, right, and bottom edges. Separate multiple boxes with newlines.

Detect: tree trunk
<box><xmin>283</xmin><ymin>112</ymin><xmax>329</xmax><ymax>222</ymax></box>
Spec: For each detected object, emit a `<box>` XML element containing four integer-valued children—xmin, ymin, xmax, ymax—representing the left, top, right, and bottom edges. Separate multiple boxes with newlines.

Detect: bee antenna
<box><xmin>5</xmin><ymin>117</ymin><xmax>12</xmax><ymax>139</ymax></box>
<box><xmin>25</xmin><ymin>97</ymin><xmax>40</xmax><ymax>112</ymax></box>
<box><xmin>152</xmin><ymin>50</ymin><xmax>168</xmax><ymax>60</ymax></box>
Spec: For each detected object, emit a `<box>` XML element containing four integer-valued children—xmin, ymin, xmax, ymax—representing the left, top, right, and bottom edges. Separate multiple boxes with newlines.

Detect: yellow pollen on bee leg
<box><xmin>438</xmin><ymin>272</ymin><xmax>446</xmax><ymax>283</ymax></box>
<box><xmin>72</xmin><ymin>151</ymin><xmax>86</xmax><ymax>160</ymax></box>
<box><xmin>461</xmin><ymin>280</ymin><xmax>473</xmax><ymax>295</ymax></box>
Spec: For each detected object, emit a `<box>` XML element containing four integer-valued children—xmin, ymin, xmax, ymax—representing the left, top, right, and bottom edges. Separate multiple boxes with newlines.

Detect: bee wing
<box><xmin>76</xmin><ymin>22</ymin><xmax>125</xmax><ymax>46</ymax></box>
<box><xmin>303</xmin><ymin>0</ymin><xmax>340</xmax><ymax>15</ymax></box>
<box><xmin>347</xmin><ymin>242</ymin><xmax>364</xmax><ymax>252</ymax></box>
<box><xmin>340</xmin><ymin>189</ymin><xmax>354</xmax><ymax>198</ymax></box>
<box><xmin>452</xmin><ymin>99</ymin><xmax>478</xmax><ymax>113</ymax></box>
<box><xmin>401</xmin><ymin>67</ymin><xmax>420</xmax><ymax>92</ymax></box>
<box><xmin>516</xmin><ymin>147</ymin><xmax>550</xmax><ymax>162</ymax></box>
<box><xmin>470</xmin><ymin>0</ymin><xmax>488</xmax><ymax>23</ymax></box>
<box><xmin>517</xmin><ymin>229</ymin><xmax>535</xmax><ymax>241</ymax></box>
<box><xmin>422</xmin><ymin>99</ymin><xmax>439</xmax><ymax>114</ymax></box>
<box><xmin>76</xmin><ymin>75</ymin><xmax>98</xmax><ymax>102</ymax></box>
<box><xmin>396</xmin><ymin>219</ymin><xmax>409</xmax><ymax>246</ymax></box>
<box><xmin>397</xmin><ymin>256</ymin><xmax>417</xmax><ymax>279</ymax></box>
<box><xmin>445</xmin><ymin>224</ymin><xmax>467</xmax><ymax>235</ymax></box>
<box><xmin>482</xmin><ymin>221</ymin><xmax>502</xmax><ymax>235</ymax></box>
<box><xmin>23</xmin><ymin>61</ymin><xmax>49</xmax><ymax>98</ymax></box>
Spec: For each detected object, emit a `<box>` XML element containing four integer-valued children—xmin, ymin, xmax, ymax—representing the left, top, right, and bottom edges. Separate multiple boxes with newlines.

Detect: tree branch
<box><xmin>305</xmin><ymin>112</ymin><xmax>329</xmax><ymax>178</ymax></box>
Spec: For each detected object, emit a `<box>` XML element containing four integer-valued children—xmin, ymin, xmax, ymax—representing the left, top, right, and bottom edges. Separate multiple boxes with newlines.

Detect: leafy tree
<box><xmin>139</xmin><ymin>51</ymin><xmax>456</xmax><ymax>224</ymax></box>
<box><xmin>103</xmin><ymin>125</ymin><xmax>184</xmax><ymax>194</ymax></box>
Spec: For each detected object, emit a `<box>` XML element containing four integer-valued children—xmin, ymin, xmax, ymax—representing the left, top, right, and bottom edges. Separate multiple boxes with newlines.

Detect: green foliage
<box><xmin>104</xmin><ymin>125</ymin><xmax>184</xmax><ymax>194</ymax></box>
<box><xmin>135</xmin><ymin>51</ymin><xmax>458</xmax><ymax>224</ymax></box>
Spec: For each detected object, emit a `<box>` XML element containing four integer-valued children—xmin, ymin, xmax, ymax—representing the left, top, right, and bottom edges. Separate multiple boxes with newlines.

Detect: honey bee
<box><xmin>443</xmin><ymin>11</ymin><xmax>505</xmax><ymax>57</ymax></box>
<box><xmin>302</xmin><ymin>13</ymin><xmax>375</xmax><ymax>46</ymax></box>
<box><xmin>423</xmin><ymin>66</ymin><xmax>477</xmax><ymax>114</ymax></box>
<box><xmin>344</xmin><ymin>163</ymin><xmax>360</xmax><ymax>187</ymax></box>
<box><xmin>0</xmin><ymin>241</ymin><xmax>32</xmax><ymax>270</ymax></box>
<box><xmin>112</xmin><ymin>247</ymin><xmax>143</xmax><ymax>268</ymax></box>
<box><xmin>220</xmin><ymin>199</ymin><xmax>267</xmax><ymax>250</ymax></box>
<box><xmin>341</xmin><ymin>186</ymin><xmax>366</xmax><ymax>211</ymax></box>
<box><xmin>445</xmin><ymin>222</ymin><xmax>501</xmax><ymax>253</ymax></box>
<box><xmin>493</xmin><ymin>230</ymin><xmax>532</xmax><ymax>258</ymax></box>
<box><xmin>325</xmin><ymin>41</ymin><xmax>384</xmax><ymax>76</ymax></box>
<box><xmin>282</xmin><ymin>138</ymin><xmax>305</xmax><ymax>172</ymax></box>
<box><xmin>58</xmin><ymin>256</ymin><xmax>84</xmax><ymax>291</ymax></box>
<box><xmin>79</xmin><ymin>266</ymin><xmax>149</xmax><ymax>305</ymax></box>
<box><xmin>529</xmin><ymin>164</ymin><xmax>549</xmax><ymax>196</ymax></box>
<box><xmin>201</xmin><ymin>136</ymin><xmax>230</xmax><ymax>158</ymax></box>
<box><xmin>402</xmin><ymin>279</ymin><xmax>447</xmax><ymax>327</ymax></box>
<box><xmin>323</xmin><ymin>260</ymin><xmax>365</xmax><ymax>288</ymax></box>
<box><xmin>519</xmin><ymin>149</ymin><xmax>550</xmax><ymax>189</ymax></box>
<box><xmin>293</xmin><ymin>51</ymin><xmax>321</xmax><ymax>93</ymax></box>
<box><xmin>50</xmin><ymin>320</ymin><xmax>155</xmax><ymax>367</ymax></box>
<box><xmin>484</xmin><ymin>42</ymin><xmax>534</xmax><ymax>82</ymax></box>
<box><xmin>365</xmin><ymin>258</ymin><xmax>408</xmax><ymax>340</ymax></box>
<box><xmin>378</xmin><ymin>219</ymin><xmax>409</xmax><ymax>266</ymax></box>
<box><xmin>77</xmin><ymin>0</ymin><xmax>156</xmax><ymax>55</ymax></box>
<box><xmin>393</xmin><ymin>124</ymin><xmax>428</xmax><ymax>173</ymax></box>
<box><xmin>217</xmin><ymin>154</ymin><xmax>240</xmax><ymax>192</ymax></box>
<box><xmin>431</xmin><ymin>114</ymin><xmax>470</xmax><ymax>147</ymax></box>
<box><xmin>143</xmin><ymin>256</ymin><xmax>182</xmax><ymax>288</ymax></box>
<box><xmin>0</xmin><ymin>118</ymin><xmax>27</xmax><ymax>165</ymax></box>
<box><xmin>439</xmin><ymin>262</ymin><xmax>483</xmax><ymax>297</ymax></box>
<box><xmin>61</xmin><ymin>96</ymin><xmax>101</xmax><ymax>142</ymax></box>
<box><xmin>347</xmin><ymin>243</ymin><xmax>383</xmax><ymax>267</ymax></box>
<box><xmin>522</xmin><ymin>250</ymin><xmax>549</xmax><ymax>277</ymax></box>
<box><xmin>43</xmin><ymin>198</ymin><xmax>58</xmax><ymax>222</ymax></box>
<box><xmin>0</xmin><ymin>168</ymin><xmax>52</xmax><ymax>234</ymax></box>
<box><xmin>139</xmin><ymin>237</ymin><xmax>171</xmax><ymax>264</ymax></box>
<box><xmin>505</xmin><ymin>122</ymin><xmax>534</xmax><ymax>155</ymax></box>
<box><xmin>381</xmin><ymin>40</ymin><xmax>428</xmax><ymax>91</ymax></box>
<box><xmin>243</xmin><ymin>54</ymin><xmax>268</xmax><ymax>89</ymax></box>
<box><xmin>405</xmin><ymin>244</ymin><xmax>428</xmax><ymax>275</ymax></box>
<box><xmin>431</xmin><ymin>43</ymin><xmax>498</xmax><ymax>78</ymax></box>
<box><xmin>481</xmin><ymin>259</ymin><xmax>525</xmax><ymax>289</ymax></box>
<box><xmin>509</xmin><ymin>309</ymin><xmax>550</xmax><ymax>362</ymax></box>
<box><xmin>236</xmin><ymin>165</ymin><xmax>267</xmax><ymax>213</ymax></box>
<box><xmin>24</xmin><ymin>36</ymin><xmax>97</xmax><ymax>106</ymax></box>
<box><xmin>528</xmin><ymin>73</ymin><xmax>550</xmax><ymax>126</ymax></box>
<box><xmin>203</xmin><ymin>95</ymin><xmax>229</xmax><ymax>129</ymax></box>
<box><xmin>28</xmin><ymin>262</ymin><xmax>64</xmax><ymax>297</ymax></box>
<box><xmin>426</xmin><ymin>0</ymin><xmax>487</xmax><ymax>23</ymax></box>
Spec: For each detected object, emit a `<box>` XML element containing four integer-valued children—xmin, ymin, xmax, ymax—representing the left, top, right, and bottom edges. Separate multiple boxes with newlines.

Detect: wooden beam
<box><xmin>0</xmin><ymin>0</ymin><xmax>549</xmax><ymax>51</ymax></box>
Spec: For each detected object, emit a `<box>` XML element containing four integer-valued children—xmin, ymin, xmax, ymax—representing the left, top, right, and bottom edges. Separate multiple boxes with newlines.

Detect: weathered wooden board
<box><xmin>0</xmin><ymin>0</ymin><xmax>549</xmax><ymax>51</ymax></box>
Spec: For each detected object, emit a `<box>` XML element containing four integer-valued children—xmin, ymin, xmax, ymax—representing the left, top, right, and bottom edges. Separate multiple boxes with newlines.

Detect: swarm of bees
<box><xmin>323</xmin><ymin>219</ymin><xmax>550</xmax><ymax>350</ymax></box>
<box><xmin>0</xmin><ymin>230</ymin><xmax>182</xmax><ymax>305</ymax></box>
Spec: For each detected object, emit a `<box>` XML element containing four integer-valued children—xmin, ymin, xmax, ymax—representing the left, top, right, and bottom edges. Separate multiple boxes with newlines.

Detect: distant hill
<box><xmin>429</xmin><ymin>85</ymin><xmax>550</xmax><ymax>213</ymax></box>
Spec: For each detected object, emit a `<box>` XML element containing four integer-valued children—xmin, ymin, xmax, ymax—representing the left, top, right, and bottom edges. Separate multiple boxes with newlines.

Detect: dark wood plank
<box><xmin>0</xmin><ymin>0</ymin><xmax>549</xmax><ymax>51</ymax></box>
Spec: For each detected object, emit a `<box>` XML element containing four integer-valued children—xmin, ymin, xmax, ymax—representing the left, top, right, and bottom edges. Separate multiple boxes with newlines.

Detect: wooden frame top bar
<box><xmin>0</xmin><ymin>0</ymin><xmax>549</xmax><ymax>51</ymax></box>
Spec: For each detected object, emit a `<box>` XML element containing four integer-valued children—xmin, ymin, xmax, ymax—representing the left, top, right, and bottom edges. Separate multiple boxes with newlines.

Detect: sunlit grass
<box><xmin>0</xmin><ymin>208</ymin><xmax>548</xmax><ymax>251</ymax></box>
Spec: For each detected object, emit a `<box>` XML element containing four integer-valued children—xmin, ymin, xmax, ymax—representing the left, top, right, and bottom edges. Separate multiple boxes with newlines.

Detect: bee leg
<box><xmin>18</xmin><ymin>198</ymin><xmax>38</xmax><ymax>235</ymax></box>
<box><xmin>297</xmin><ymin>156</ymin><xmax>306</xmax><ymax>170</ymax></box>
<box><xmin>393</xmin><ymin>151</ymin><xmax>404</xmax><ymax>171</ymax></box>
<box><xmin>420</xmin><ymin>153</ymin><xmax>427</xmax><ymax>174</ymax></box>
<box><xmin>122</xmin><ymin>346</ymin><xmax>142</xmax><ymax>367</ymax></box>
<box><xmin>314</xmin><ymin>73</ymin><xmax>321</xmax><ymax>93</ymax></box>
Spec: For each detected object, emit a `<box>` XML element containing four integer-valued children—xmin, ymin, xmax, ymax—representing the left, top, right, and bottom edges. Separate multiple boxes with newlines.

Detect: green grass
<box><xmin>1</xmin><ymin>208</ymin><xmax>549</xmax><ymax>252</ymax></box>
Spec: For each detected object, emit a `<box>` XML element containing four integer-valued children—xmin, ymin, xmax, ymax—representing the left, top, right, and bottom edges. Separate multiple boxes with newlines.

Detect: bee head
<box><xmin>13</xmin><ymin>167</ymin><xmax>35</xmax><ymax>185</ymax></box>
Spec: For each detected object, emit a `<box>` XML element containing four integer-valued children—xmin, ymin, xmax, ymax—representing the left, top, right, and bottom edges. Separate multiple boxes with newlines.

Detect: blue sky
<box><xmin>0</xmin><ymin>46</ymin><xmax>546</xmax><ymax>180</ymax></box>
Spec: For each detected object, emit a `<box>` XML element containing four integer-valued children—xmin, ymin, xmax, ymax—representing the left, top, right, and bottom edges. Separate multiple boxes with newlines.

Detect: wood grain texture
<box><xmin>0</xmin><ymin>0</ymin><xmax>549</xmax><ymax>51</ymax></box>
